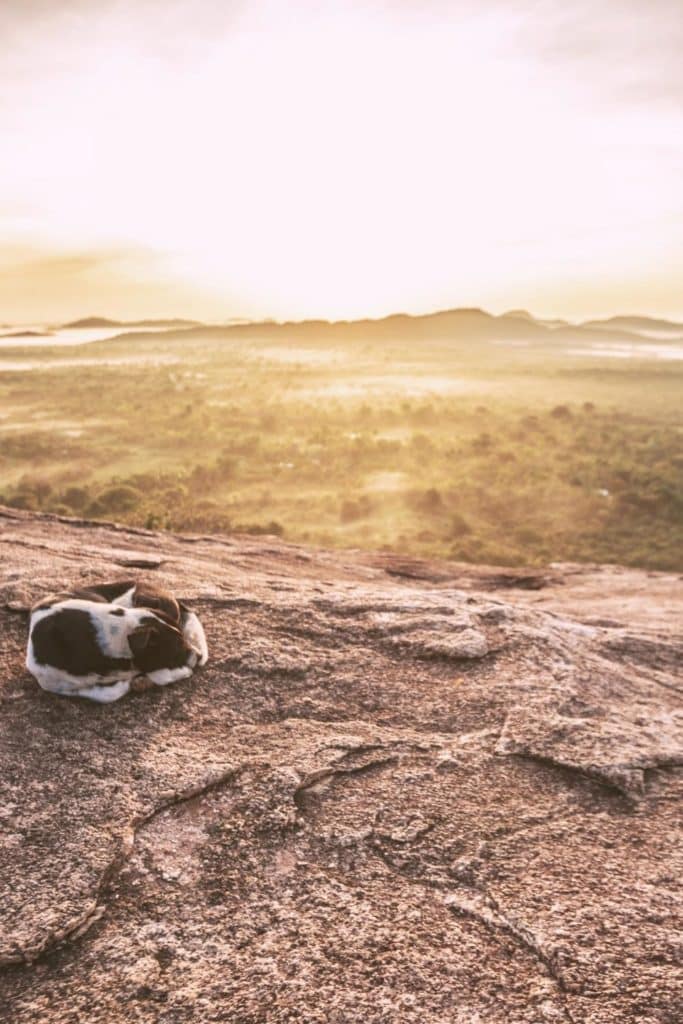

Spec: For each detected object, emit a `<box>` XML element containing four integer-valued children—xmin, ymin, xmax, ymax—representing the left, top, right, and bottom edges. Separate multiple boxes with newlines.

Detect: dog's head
<box><xmin>128</xmin><ymin>612</ymin><xmax>196</xmax><ymax>673</ymax></box>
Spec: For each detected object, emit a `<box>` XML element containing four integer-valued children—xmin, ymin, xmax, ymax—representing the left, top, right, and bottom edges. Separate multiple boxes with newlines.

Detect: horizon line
<box><xmin>5</xmin><ymin>306</ymin><xmax>683</xmax><ymax>330</ymax></box>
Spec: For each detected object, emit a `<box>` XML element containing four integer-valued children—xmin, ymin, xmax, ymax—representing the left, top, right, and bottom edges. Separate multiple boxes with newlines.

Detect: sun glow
<box><xmin>1</xmin><ymin>1</ymin><xmax>682</xmax><ymax>321</ymax></box>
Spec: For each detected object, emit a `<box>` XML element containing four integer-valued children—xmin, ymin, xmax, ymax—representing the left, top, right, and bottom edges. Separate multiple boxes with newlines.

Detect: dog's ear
<box><xmin>128</xmin><ymin>624</ymin><xmax>157</xmax><ymax>656</ymax></box>
<box><xmin>151</xmin><ymin>609</ymin><xmax>182</xmax><ymax>630</ymax></box>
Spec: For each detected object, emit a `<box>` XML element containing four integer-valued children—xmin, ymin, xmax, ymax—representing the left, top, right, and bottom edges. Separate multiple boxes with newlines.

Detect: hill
<box><xmin>61</xmin><ymin>317</ymin><xmax>121</xmax><ymax>328</ymax></box>
<box><xmin>582</xmin><ymin>315</ymin><xmax>683</xmax><ymax>336</ymax></box>
<box><xmin>62</xmin><ymin>317</ymin><xmax>201</xmax><ymax>329</ymax></box>
<box><xmin>55</xmin><ymin>309</ymin><xmax>683</xmax><ymax>346</ymax></box>
<box><xmin>0</xmin><ymin>506</ymin><xmax>681</xmax><ymax>1023</ymax></box>
<box><xmin>55</xmin><ymin>308</ymin><xmax>682</xmax><ymax>347</ymax></box>
<box><xmin>0</xmin><ymin>329</ymin><xmax>53</xmax><ymax>338</ymax></box>
<box><xmin>110</xmin><ymin>306</ymin><xmax>653</xmax><ymax>347</ymax></box>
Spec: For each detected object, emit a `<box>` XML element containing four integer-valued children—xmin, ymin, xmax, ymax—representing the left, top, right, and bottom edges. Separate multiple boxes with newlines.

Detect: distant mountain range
<box><xmin>580</xmin><ymin>315</ymin><xmax>683</xmax><ymax>335</ymax></box>
<box><xmin>1</xmin><ymin>310</ymin><xmax>672</xmax><ymax>347</ymax></box>
<box><xmin>105</xmin><ymin>307</ymin><xmax>682</xmax><ymax>347</ymax></box>
<box><xmin>60</xmin><ymin>317</ymin><xmax>202</xmax><ymax>329</ymax></box>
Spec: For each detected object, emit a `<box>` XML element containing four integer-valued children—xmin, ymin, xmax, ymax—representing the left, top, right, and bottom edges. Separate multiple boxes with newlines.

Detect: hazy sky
<box><xmin>1</xmin><ymin>0</ymin><xmax>682</xmax><ymax>322</ymax></box>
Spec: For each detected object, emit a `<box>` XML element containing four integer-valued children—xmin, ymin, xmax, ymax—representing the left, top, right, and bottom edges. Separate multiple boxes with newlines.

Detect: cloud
<box><xmin>0</xmin><ymin>242</ymin><xmax>219</xmax><ymax>322</ymax></box>
<box><xmin>506</xmin><ymin>0</ymin><xmax>683</xmax><ymax>106</ymax></box>
<box><xmin>0</xmin><ymin>242</ymin><xmax>168</xmax><ymax>282</ymax></box>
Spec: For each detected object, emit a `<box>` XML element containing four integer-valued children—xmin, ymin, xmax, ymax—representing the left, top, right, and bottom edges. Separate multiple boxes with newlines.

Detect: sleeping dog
<box><xmin>26</xmin><ymin>580</ymin><xmax>208</xmax><ymax>703</ymax></box>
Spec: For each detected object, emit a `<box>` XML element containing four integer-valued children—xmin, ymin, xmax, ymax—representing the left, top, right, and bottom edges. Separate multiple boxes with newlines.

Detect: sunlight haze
<box><xmin>1</xmin><ymin>0</ymin><xmax>682</xmax><ymax>322</ymax></box>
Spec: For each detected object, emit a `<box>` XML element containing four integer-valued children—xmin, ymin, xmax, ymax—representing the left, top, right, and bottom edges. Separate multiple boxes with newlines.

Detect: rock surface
<box><xmin>0</xmin><ymin>505</ymin><xmax>681</xmax><ymax>1023</ymax></box>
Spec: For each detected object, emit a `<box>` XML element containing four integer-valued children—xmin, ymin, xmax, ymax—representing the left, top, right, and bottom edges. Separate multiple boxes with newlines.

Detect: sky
<box><xmin>1</xmin><ymin>0</ymin><xmax>682</xmax><ymax>323</ymax></box>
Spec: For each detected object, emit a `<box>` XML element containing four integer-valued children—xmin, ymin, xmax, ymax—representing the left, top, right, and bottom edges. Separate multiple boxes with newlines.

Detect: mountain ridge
<box><xmin>61</xmin><ymin>316</ymin><xmax>202</xmax><ymax>329</ymax></box>
<box><xmin>105</xmin><ymin>305</ymin><xmax>682</xmax><ymax>347</ymax></box>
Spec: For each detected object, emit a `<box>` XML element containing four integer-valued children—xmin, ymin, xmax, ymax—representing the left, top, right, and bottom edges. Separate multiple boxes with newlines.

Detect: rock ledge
<box><xmin>0</xmin><ymin>507</ymin><xmax>681</xmax><ymax>1023</ymax></box>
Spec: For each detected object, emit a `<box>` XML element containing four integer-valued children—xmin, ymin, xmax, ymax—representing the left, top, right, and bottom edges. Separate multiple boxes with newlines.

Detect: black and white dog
<box><xmin>26</xmin><ymin>580</ymin><xmax>208</xmax><ymax>703</ymax></box>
